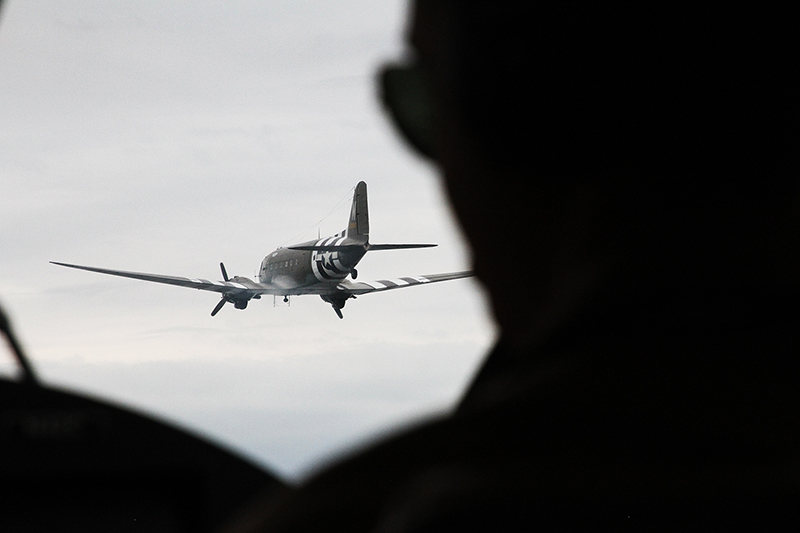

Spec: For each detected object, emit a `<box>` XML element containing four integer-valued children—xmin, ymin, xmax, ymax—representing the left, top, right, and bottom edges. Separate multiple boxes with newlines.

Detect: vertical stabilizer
<box><xmin>346</xmin><ymin>181</ymin><xmax>369</xmax><ymax>242</ymax></box>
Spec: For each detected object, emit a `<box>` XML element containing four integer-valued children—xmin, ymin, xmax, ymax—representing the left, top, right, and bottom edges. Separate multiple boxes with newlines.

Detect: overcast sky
<box><xmin>0</xmin><ymin>0</ymin><xmax>495</xmax><ymax>481</ymax></box>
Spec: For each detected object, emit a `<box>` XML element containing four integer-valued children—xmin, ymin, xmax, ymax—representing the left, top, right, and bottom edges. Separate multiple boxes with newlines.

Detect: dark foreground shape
<box><xmin>0</xmin><ymin>378</ymin><xmax>285</xmax><ymax>532</ymax></box>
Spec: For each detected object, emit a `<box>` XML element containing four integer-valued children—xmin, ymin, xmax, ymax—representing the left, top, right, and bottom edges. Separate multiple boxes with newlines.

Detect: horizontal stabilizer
<box><xmin>288</xmin><ymin>245</ymin><xmax>366</xmax><ymax>252</ymax></box>
<box><xmin>368</xmin><ymin>243</ymin><xmax>437</xmax><ymax>250</ymax></box>
<box><xmin>289</xmin><ymin>243</ymin><xmax>435</xmax><ymax>252</ymax></box>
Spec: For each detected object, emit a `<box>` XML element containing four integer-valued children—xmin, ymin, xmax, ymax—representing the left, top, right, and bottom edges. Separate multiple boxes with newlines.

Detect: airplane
<box><xmin>51</xmin><ymin>182</ymin><xmax>472</xmax><ymax>318</ymax></box>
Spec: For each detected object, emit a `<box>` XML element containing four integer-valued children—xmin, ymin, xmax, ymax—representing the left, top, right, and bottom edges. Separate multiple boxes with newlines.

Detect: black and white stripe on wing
<box><xmin>336</xmin><ymin>272</ymin><xmax>472</xmax><ymax>296</ymax></box>
<box><xmin>362</xmin><ymin>276</ymin><xmax>428</xmax><ymax>290</ymax></box>
<box><xmin>361</xmin><ymin>277</ymin><xmax>425</xmax><ymax>290</ymax></box>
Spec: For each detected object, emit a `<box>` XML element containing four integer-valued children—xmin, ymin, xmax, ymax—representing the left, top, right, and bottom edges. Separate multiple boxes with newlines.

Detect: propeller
<box><xmin>211</xmin><ymin>297</ymin><xmax>227</xmax><ymax>317</ymax></box>
<box><xmin>211</xmin><ymin>262</ymin><xmax>230</xmax><ymax>316</ymax></box>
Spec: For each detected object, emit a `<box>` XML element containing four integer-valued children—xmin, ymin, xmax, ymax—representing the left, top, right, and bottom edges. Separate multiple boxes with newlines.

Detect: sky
<box><xmin>0</xmin><ymin>1</ymin><xmax>495</xmax><ymax>481</ymax></box>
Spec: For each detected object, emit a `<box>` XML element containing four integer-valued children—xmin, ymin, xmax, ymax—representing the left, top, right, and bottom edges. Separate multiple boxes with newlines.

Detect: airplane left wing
<box><xmin>50</xmin><ymin>261</ymin><xmax>263</xmax><ymax>295</ymax></box>
<box><xmin>50</xmin><ymin>261</ymin><xmax>282</xmax><ymax>316</ymax></box>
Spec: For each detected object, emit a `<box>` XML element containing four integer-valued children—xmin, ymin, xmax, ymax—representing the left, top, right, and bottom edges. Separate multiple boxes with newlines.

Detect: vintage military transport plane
<box><xmin>52</xmin><ymin>182</ymin><xmax>471</xmax><ymax>318</ymax></box>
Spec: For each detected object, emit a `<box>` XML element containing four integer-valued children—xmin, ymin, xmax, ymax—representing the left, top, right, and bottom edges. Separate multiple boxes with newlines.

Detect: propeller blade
<box><xmin>211</xmin><ymin>298</ymin><xmax>227</xmax><ymax>317</ymax></box>
<box><xmin>220</xmin><ymin>262</ymin><xmax>229</xmax><ymax>282</ymax></box>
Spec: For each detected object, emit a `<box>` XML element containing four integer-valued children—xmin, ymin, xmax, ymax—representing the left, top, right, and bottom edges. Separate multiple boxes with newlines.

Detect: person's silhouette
<box><xmin>232</xmin><ymin>2</ymin><xmax>800</xmax><ymax>530</ymax></box>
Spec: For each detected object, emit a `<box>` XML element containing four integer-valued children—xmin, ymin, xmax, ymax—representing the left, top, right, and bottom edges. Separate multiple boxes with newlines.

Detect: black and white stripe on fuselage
<box><xmin>311</xmin><ymin>235</ymin><xmax>349</xmax><ymax>281</ymax></box>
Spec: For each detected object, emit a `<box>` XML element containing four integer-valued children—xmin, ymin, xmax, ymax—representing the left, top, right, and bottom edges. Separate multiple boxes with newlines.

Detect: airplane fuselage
<box><xmin>258</xmin><ymin>234</ymin><xmax>367</xmax><ymax>291</ymax></box>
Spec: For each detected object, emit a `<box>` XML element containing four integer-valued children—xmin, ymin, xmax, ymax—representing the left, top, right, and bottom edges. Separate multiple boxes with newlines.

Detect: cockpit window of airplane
<box><xmin>0</xmin><ymin>0</ymin><xmax>493</xmax><ymax>490</ymax></box>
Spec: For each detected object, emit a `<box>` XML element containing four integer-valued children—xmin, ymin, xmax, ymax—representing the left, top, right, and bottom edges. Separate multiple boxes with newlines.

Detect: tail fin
<box><xmin>346</xmin><ymin>181</ymin><xmax>369</xmax><ymax>242</ymax></box>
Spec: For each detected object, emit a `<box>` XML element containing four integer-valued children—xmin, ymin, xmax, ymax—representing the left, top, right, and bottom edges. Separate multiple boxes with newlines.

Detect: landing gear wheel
<box><xmin>320</xmin><ymin>294</ymin><xmax>349</xmax><ymax>319</ymax></box>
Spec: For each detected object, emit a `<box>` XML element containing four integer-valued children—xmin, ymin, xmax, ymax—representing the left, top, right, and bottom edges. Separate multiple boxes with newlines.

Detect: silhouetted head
<box><xmin>382</xmin><ymin>1</ymin><xmax>800</xmax><ymax>346</ymax></box>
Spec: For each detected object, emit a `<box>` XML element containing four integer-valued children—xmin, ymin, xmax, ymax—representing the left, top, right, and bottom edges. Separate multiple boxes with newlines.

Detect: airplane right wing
<box><xmin>333</xmin><ymin>271</ymin><xmax>474</xmax><ymax>296</ymax></box>
<box><xmin>314</xmin><ymin>270</ymin><xmax>474</xmax><ymax>318</ymax></box>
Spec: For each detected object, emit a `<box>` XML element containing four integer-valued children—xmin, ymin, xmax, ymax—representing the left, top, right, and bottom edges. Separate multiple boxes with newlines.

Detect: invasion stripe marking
<box><xmin>363</xmin><ymin>281</ymin><xmax>386</xmax><ymax>289</ymax></box>
<box><xmin>401</xmin><ymin>276</ymin><xmax>430</xmax><ymax>284</ymax></box>
<box><xmin>378</xmin><ymin>280</ymin><xmax>399</xmax><ymax>288</ymax></box>
<box><xmin>316</xmin><ymin>267</ymin><xmax>338</xmax><ymax>281</ymax></box>
<box><xmin>326</xmin><ymin>263</ymin><xmax>347</xmax><ymax>275</ymax></box>
<box><xmin>225</xmin><ymin>282</ymin><xmax>248</xmax><ymax>289</ymax></box>
<box><xmin>189</xmin><ymin>279</ymin><xmax>261</xmax><ymax>290</ymax></box>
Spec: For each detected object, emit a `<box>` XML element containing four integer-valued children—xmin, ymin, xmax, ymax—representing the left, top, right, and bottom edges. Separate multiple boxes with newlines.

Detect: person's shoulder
<box><xmin>236</xmin><ymin>370</ymin><xmax>616</xmax><ymax>532</ymax></box>
<box><xmin>232</xmin><ymin>319</ymin><xmax>800</xmax><ymax>532</ymax></box>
